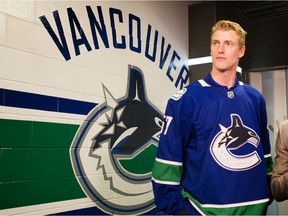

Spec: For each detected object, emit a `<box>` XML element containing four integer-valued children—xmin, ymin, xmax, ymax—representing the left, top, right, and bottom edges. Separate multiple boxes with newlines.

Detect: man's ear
<box><xmin>239</xmin><ymin>46</ymin><xmax>246</xmax><ymax>58</ymax></box>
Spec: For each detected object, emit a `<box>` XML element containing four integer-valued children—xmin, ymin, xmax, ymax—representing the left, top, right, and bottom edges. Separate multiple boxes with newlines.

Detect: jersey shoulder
<box><xmin>165</xmin><ymin>81</ymin><xmax>204</xmax><ymax>117</ymax></box>
<box><xmin>239</xmin><ymin>82</ymin><xmax>266</xmax><ymax>102</ymax></box>
<box><xmin>169</xmin><ymin>80</ymin><xmax>206</xmax><ymax>101</ymax></box>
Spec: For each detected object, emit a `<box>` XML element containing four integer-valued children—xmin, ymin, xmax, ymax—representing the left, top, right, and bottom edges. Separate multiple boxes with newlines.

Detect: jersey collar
<box><xmin>203</xmin><ymin>73</ymin><xmax>240</xmax><ymax>90</ymax></box>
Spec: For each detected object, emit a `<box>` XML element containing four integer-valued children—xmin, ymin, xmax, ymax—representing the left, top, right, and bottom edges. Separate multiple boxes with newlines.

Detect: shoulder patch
<box><xmin>198</xmin><ymin>79</ymin><xmax>211</xmax><ymax>87</ymax></box>
<box><xmin>171</xmin><ymin>88</ymin><xmax>187</xmax><ymax>101</ymax></box>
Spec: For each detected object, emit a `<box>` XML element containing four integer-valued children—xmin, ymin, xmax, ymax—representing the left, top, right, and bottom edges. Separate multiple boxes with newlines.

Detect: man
<box><xmin>152</xmin><ymin>20</ymin><xmax>273</xmax><ymax>215</ymax></box>
<box><xmin>271</xmin><ymin>119</ymin><xmax>288</xmax><ymax>202</ymax></box>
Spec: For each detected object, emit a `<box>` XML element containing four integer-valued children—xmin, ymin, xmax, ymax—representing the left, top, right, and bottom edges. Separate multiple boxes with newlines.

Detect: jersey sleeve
<box><xmin>151</xmin><ymin>89</ymin><xmax>194</xmax><ymax>214</ymax></box>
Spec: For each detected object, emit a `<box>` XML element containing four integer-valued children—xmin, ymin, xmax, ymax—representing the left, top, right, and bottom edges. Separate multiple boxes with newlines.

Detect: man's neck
<box><xmin>210</xmin><ymin>69</ymin><xmax>236</xmax><ymax>89</ymax></box>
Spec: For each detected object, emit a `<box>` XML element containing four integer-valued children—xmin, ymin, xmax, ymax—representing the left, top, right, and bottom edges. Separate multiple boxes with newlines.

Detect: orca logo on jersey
<box><xmin>210</xmin><ymin>114</ymin><xmax>261</xmax><ymax>171</ymax></box>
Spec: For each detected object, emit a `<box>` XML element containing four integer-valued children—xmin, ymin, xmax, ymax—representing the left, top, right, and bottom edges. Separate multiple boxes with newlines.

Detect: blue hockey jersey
<box><xmin>152</xmin><ymin>73</ymin><xmax>273</xmax><ymax>215</ymax></box>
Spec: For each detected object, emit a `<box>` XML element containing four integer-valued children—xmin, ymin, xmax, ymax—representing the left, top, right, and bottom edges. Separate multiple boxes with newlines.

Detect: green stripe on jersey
<box><xmin>152</xmin><ymin>159</ymin><xmax>182</xmax><ymax>183</ymax></box>
<box><xmin>265</xmin><ymin>155</ymin><xmax>274</xmax><ymax>173</ymax></box>
<box><xmin>182</xmin><ymin>191</ymin><xmax>267</xmax><ymax>215</ymax></box>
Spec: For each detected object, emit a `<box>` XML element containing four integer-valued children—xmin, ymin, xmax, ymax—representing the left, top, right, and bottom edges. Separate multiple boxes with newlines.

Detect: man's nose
<box><xmin>218</xmin><ymin>44</ymin><xmax>224</xmax><ymax>53</ymax></box>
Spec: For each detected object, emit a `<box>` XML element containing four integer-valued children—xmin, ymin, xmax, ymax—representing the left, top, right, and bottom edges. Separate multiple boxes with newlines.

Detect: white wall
<box><xmin>0</xmin><ymin>1</ymin><xmax>190</xmax><ymax>114</ymax></box>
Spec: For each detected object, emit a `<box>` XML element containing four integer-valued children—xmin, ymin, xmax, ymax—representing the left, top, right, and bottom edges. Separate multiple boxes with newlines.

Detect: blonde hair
<box><xmin>211</xmin><ymin>20</ymin><xmax>247</xmax><ymax>48</ymax></box>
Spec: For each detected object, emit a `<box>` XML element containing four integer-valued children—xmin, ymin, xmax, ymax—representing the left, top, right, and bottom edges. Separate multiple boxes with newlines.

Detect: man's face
<box><xmin>210</xmin><ymin>30</ymin><xmax>245</xmax><ymax>73</ymax></box>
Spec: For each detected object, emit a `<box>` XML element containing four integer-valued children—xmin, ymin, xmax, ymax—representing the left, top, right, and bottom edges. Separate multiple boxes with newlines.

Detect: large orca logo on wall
<box><xmin>70</xmin><ymin>65</ymin><xmax>163</xmax><ymax>214</ymax></box>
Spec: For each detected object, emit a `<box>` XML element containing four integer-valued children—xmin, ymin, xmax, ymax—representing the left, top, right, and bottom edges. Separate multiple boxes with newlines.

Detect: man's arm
<box><xmin>271</xmin><ymin>120</ymin><xmax>288</xmax><ymax>202</ymax></box>
<box><xmin>151</xmin><ymin>92</ymin><xmax>191</xmax><ymax>214</ymax></box>
<box><xmin>152</xmin><ymin>158</ymin><xmax>199</xmax><ymax>214</ymax></box>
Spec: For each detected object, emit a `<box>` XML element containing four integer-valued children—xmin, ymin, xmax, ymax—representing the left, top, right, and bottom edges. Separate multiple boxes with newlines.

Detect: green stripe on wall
<box><xmin>119</xmin><ymin>144</ymin><xmax>157</xmax><ymax>174</ymax></box>
<box><xmin>0</xmin><ymin>119</ymin><xmax>86</xmax><ymax>210</ymax></box>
